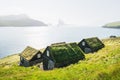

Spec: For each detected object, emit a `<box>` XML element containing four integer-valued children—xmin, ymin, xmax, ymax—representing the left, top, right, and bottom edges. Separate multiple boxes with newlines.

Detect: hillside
<box><xmin>0</xmin><ymin>14</ymin><xmax>47</xmax><ymax>26</ymax></box>
<box><xmin>103</xmin><ymin>21</ymin><xmax>120</xmax><ymax>28</ymax></box>
<box><xmin>0</xmin><ymin>37</ymin><xmax>120</xmax><ymax>80</ymax></box>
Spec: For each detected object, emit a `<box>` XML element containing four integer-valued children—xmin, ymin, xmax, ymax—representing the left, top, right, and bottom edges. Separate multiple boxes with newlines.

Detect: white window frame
<box><xmin>37</xmin><ymin>53</ymin><xmax>41</xmax><ymax>58</ymax></box>
<box><xmin>82</xmin><ymin>41</ymin><xmax>85</xmax><ymax>46</ymax></box>
<box><xmin>47</xmin><ymin>50</ymin><xmax>50</xmax><ymax>57</ymax></box>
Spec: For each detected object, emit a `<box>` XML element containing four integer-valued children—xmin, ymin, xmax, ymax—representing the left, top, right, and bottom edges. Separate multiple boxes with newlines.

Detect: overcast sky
<box><xmin>0</xmin><ymin>0</ymin><xmax>120</xmax><ymax>26</ymax></box>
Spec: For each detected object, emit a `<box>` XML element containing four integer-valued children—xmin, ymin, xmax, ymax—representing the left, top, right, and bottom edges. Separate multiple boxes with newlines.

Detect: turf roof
<box><xmin>49</xmin><ymin>42</ymin><xmax>85</xmax><ymax>65</ymax></box>
<box><xmin>84</xmin><ymin>37</ymin><xmax>104</xmax><ymax>49</ymax></box>
<box><xmin>20</xmin><ymin>46</ymin><xmax>40</xmax><ymax>61</ymax></box>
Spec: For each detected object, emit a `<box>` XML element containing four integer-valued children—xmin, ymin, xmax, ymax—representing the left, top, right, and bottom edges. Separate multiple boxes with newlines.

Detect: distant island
<box><xmin>103</xmin><ymin>21</ymin><xmax>120</xmax><ymax>28</ymax></box>
<box><xmin>0</xmin><ymin>14</ymin><xmax>47</xmax><ymax>26</ymax></box>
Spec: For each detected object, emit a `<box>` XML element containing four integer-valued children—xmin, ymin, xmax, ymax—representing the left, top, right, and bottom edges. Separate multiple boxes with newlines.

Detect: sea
<box><xmin>0</xmin><ymin>26</ymin><xmax>120</xmax><ymax>58</ymax></box>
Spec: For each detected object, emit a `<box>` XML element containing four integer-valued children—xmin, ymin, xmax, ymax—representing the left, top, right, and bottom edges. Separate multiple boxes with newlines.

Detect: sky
<box><xmin>0</xmin><ymin>0</ymin><xmax>120</xmax><ymax>26</ymax></box>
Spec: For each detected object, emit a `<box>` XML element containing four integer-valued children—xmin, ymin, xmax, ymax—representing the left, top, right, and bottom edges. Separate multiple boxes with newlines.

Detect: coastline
<box><xmin>103</xmin><ymin>26</ymin><xmax>120</xmax><ymax>29</ymax></box>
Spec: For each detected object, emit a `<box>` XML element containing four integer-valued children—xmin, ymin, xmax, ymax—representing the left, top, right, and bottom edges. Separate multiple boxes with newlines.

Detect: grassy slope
<box><xmin>0</xmin><ymin>54</ymin><xmax>19</xmax><ymax>65</ymax></box>
<box><xmin>0</xmin><ymin>38</ymin><xmax>120</xmax><ymax>80</ymax></box>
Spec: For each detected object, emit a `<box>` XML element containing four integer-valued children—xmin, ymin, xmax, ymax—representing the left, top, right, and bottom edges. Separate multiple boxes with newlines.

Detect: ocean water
<box><xmin>0</xmin><ymin>26</ymin><xmax>120</xmax><ymax>58</ymax></box>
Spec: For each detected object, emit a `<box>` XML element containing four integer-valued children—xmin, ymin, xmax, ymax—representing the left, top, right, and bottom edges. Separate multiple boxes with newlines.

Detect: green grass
<box><xmin>0</xmin><ymin>37</ymin><xmax>120</xmax><ymax>80</ymax></box>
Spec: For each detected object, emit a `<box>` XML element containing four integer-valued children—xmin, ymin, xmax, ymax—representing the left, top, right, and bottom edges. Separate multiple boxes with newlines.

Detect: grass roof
<box><xmin>84</xmin><ymin>37</ymin><xmax>104</xmax><ymax>49</ymax></box>
<box><xmin>20</xmin><ymin>46</ymin><xmax>40</xmax><ymax>61</ymax></box>
<box><xmin>49</xmin><ymin>42</ymin><xmax>85</xmax><ymax>66</ymax></box>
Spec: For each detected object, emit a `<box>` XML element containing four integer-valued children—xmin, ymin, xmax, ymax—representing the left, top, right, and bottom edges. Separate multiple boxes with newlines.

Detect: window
<box><xmin>21</xmin><ymin>57</ymin><xmax>23</xmax><ymax>61</ymax></box>
<box><xmin>84</xmin><ymin>47</ymin><xmax>91</xmax><ymax>53</ymax></box>
<box><xmin>37</xmin><ymin>54</ymin><xmax>41</xmax><ymax>58</ymax></box>
<box><xmin>82</xmin><ymin>41</ymin><xmax>85</xmax><ymax>46</ymax></box>
<box><xmin>48</xmin><ymin>60</ymin><xmax>54</xmax><ymax>70</ymax></box>
<box><xmin>47</xmin><ymin>50</ymin><xmax>49</xmax><ymax>57</ymax></box>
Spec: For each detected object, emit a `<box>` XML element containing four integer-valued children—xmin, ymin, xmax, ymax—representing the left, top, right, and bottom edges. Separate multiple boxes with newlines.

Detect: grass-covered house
<box><xmin>19</xmin><ymin>46</ymin><xmax>42</xmax><ymax>67</ymax></box>
<box><xmin>42</xmin><ymin>42</ymin><xmax>85</xmax><ymax>70</ymax></box>
<box><xmin>78</xmin><ymin>37</ymin><xmax>104</xmax><ymax>53</ymax></box>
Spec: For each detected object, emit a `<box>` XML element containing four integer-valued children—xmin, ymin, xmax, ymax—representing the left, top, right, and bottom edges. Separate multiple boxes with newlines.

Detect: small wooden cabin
<box><xmin>42</xmin><ymin>42</ymin><xmax>85</xmax><ymax>70</ymax></box>
<box><xmin>78</xmin><ymin>37</ymin><xmax>104</xmax><ymax>53</ymax></box>
<box><xmin>19</xmin><ymin>46</ymin><xmax>42</xmax><ymax>67</ymax></box>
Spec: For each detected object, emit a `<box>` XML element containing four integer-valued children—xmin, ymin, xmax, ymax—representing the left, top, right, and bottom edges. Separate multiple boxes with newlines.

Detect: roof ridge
<box><xmin>26</xmin><ymin>46</ymin><xmax>39</xmax><ymax>51</ymax></box>
<box><xmin>51</xmin><ymin>42</ymin><xmax>66</xmax><ymax>46</ymax></box>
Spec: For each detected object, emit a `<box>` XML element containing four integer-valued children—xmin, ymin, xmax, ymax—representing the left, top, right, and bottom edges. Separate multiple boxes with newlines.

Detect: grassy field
<box><xmin>0</xmin><ymin>37</ymin><xmax>120</xmax><ymax>80</ymax></box>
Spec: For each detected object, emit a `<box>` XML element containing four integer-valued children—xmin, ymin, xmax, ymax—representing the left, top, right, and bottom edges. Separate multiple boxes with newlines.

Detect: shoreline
<box><xmin>102</xmin><ymin>26</ymin><xmax>120</xmax><ymax>29</ymax></box>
